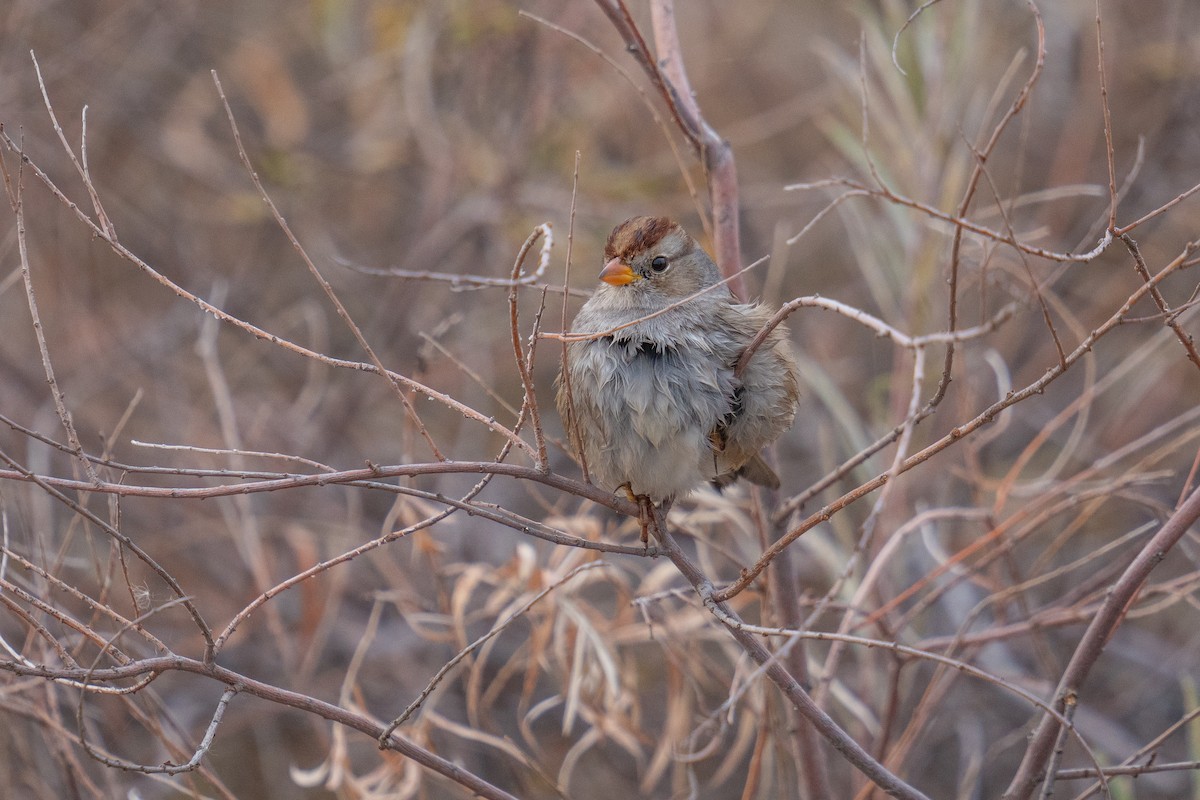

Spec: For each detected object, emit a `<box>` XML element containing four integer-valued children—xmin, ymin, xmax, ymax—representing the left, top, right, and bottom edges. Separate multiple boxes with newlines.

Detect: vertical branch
<box><xmin>30</xmin><ymin>52</ymin><xmax>115</xmax><ymax>239</ymax></box>
<box><xmin>648</xmin><ymin>0</ymin><xmax>742</xmax><ymax>292</ymax></box>
<box><xmin>765</xmin><ymin>521</ymin><xmax>835</xmax><ymax>799</ymax></box>
<box><xmin>508</xmin><ymin>225</ymin><xmax>554</xmax><ymax>471</ymax></box>
<box><xmin>558</xmin><ymin>151</ymin><xmax>591</xmax><ymax>483</ymax></box>
<box><xmin>930</xmin><ymin>0</ymin><xmax>1046</xmax><ymax>407</ymax></box>
<box><xmin>0</xmin><ymin>128</ymin><xmax>100</xmax><ymax>487</ymax></box>
<box><xmin>1036</xmin><ymin>690</ymin><xmax>1077</xmax><ymax>800</ymax></box>
<box><xmin>1094</xmin><ymin>0</ymin><xmax>1118</xmax><ymax>231</ymax></box>
<box><xmin>594</xmin><ymin>0</ymin><xmax>746</xmax><ymax>297</ymax></box>
<box><xmin>590</xmin><ymin>1</ymin><xmax>698</xmax><ymax>149</ymax></box>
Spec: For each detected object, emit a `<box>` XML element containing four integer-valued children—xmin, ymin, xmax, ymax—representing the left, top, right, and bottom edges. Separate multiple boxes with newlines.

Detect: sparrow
<box><xmin>556</xmin><ymin>216</ymin><xmax>799</xmax><ymax>519</ymax></box>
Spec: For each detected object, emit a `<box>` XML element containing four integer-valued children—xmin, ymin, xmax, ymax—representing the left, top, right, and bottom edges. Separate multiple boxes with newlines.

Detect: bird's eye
<box><xmin>650</xmin><ymin>255</ymin><xmax>669</xmax><ymax>272</ymax></box>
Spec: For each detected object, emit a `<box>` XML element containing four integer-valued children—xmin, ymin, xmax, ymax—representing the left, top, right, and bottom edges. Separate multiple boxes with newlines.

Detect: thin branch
<box><xmin>785</xmin><ymin>177</ymin><xmax>1112</xmax><ymax>263</ymax></box>
<box><xmin>76</xmin><ymin>600</ymin><xmax>235</xmax><ymax>775</ymax></box>
<box><xmin>1120</xmin><ymin>233</ymin><xmax>1200</xmax><ymax>370</ymax></box>
<box><xmin>508</xmin><ymin>225</ymin><xmax>553</xmax><ymax>471</ymax></box>
<box><xmin>0</xmin><ymin>458</ymin><xmax>630</xmax><ymax>511</ymax></box>
<box><xmin>1059</xmin><ymin>760</ymin><xmax>1200</xmax><ymax>781</ymax></box>
<box><xmin>1037</xmin><ymin>689</ymin><xmax>1078</xmax><ymax>800</ymax></box>
<box><xmin>649</xmin><ymin>508</ymin><xmax>933</xmax><ymax>800</ymax></box>
<box><xmin>380</xmin><ymin>561</ymin><xmax>606</xmax><ymax>740</ymax></box>
<box><xmin>736</xmin><ymin>292</ymin><xmax>1017</xmax><ymax>379</ymax></box>
<box><xmin>519</xmin><ymin>12</ymin><xmax>707</xmax><ymax>224</ymax></box>
<box><xmin>648</xmin><ymin>0</ymin><xmax>743</xmax><ymax>293</ymax></box>
<box><xmin>1003</xmin><ymin>478</ymin><xmax>1200</xmax><ymax>800</ymax></box>
<box><xmin>716</xmin><ymin>242</ymin><xmax>1195</xmax><ymax>602</ymax></box>
<box><xmin>0</xmin><ymin>124</ymin><xmax>99</xmax><ymax>486</ymax></box>
<box><xmin>890</xmin><ymin>0</ymin><xmax>948</xmax><ymax>75</ymax></box>
<box><xmin>343</xmin><ymin>222</ymin><xmax>557</xmax><ymax>291</ymax></box>
<box><xmin>558</xmin><ymin>150</ymin><xmax>591</xmax><ymax>484</ymax></box>
<box><xmin>0</xmin><ymin>130</ymin><xmax>537</xmax><ymax>460</ymax></box>
<box><xmin>0</xmin><ymin>546</ymin><xmax>166</xmax><ymax>655</ymax></box>
<box><xmin>0</xmin><ymin>445</ymin><xmax>216</xmax><ymax>656</ymax></box>
<box><xmin>545</xmin><ymin>254</ymin><xmax>769</xmax><ymax>344</ymax></box>
<box><xmin>1094</xmin><ymin>0</ymin><xmax>1118</xmax><ymax>231</ymax></box>
<box><xmin>211</xmin><ymin>72</ymin><xmax>445</xmax><ymax>461</ymax></box>
<box><xmin>933</xmin><ymin>0</ymin><xmax>1046</xmax><ymax>406</ymax></box>
<box><xmin>30</xmin><ymin>52</ymin><xmax>115</xmax><ymax>239</ymax></box>
<box><xmin>590</xmin><ymin>0</ymin><xmax>697</xmax><ymax>149</ymax></box>
<box><xmin>1114</xmin><ymin>179</ymin><xmax>1200</xmax><ymax>236</ymax></box>
<box><xmin>964</xmin><ymin>131</ymin><xmax>1066</xmax><ymax>367</ymax></box>
<box><xmin>1</xmin><ymin>656</ymin><xmax>522</xmax><ymax>800</ymax></box>
<box><xmin>1066</xmin><ymin>705</ymin><xmax>1200</xmax><ymax>797</ymax></box>
<box><xmin>589</xmin><ymin>0</ymin><xmax>744</xmax><ymax>294</ymax></box>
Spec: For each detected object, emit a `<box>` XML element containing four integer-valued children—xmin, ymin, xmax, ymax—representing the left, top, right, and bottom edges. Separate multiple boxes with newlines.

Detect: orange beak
<box><xmin>599</xmin><ymin>257</ymin><xmax>637</xmax><ymax>286</ymax></box>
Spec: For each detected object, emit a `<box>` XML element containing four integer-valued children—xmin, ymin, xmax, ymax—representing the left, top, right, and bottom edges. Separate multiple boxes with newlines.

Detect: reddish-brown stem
<box><xmin>1003</xmin><ymin>479</ymin><xmax>1200</xmax><ymax>800</ymax></box>
<box><xmin>593</xmin><ymin>0</ymin><xmax>745</xmax><ymax>296</ymax></box>
<box><xmin>1120</xmin><ymin>233</ymin><xmax>1200</xmax><ymax>370</ymax></box>
<box><xmin>650</xmin><ymin>508</ymin><xmax>932</xmax><ymax>800</ymax></box>
<box><xmin>508</xmin><ymin>225</ymin><xmax>554</xmax><ymax>470</ymax></box>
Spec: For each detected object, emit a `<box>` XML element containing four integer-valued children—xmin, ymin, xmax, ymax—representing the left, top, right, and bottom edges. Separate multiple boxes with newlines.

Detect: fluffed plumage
<box><xmin>557</xmin><ymin>216</ymin><xmax>799</xmax><ymax>504</ymax></box>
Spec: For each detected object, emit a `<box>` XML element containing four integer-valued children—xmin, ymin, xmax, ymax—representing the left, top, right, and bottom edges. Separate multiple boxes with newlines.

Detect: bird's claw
<box><xmin>616</xmin><ymin>483</ymin><xmax>654</xmax><ymax>548</ymax></box>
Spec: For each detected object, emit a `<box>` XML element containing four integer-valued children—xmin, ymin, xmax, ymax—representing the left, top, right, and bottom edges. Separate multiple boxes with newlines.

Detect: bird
<box><xmin>556</xmin><ymin>216</ymin><xmax>799</xmax><ymax>534</ymax></box>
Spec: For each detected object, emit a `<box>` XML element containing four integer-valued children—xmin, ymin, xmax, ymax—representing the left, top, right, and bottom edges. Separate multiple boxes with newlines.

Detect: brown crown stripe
<box><xmin>604</xmin><ymin>216</ymin><xmax>679</xmax><ymax>262</ymax></box>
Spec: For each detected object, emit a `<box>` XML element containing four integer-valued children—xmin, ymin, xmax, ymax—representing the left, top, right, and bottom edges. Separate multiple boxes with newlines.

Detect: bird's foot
<box><xmin>616</xmin><ymin>483</ymin><xmax>655</xmax><ymax>548</ymax></box>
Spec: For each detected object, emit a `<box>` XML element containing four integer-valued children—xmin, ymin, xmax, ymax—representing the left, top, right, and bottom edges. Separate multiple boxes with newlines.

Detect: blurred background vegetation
<box><xmin>1</xmin><ymin>1</ymin><xmax>1199</xmax><ymax>798</ymax></box>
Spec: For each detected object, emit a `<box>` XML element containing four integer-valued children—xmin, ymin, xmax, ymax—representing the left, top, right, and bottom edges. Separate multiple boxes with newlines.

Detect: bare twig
<box><xmin>1037</xmin><ymin>690</ymin><xmax>1077</xmax><ymax>800</ymax></box>
<box><xmin>558</xmin><ymin>151</ymin><xmax>592</xmax><ymax>484</ymax></box>
<box><xmin>1003</xmin><ymin>479</ymin><xmax>1200</xmax><ymax>800</ymax></box>
<box><xmin>519</xmin><ymin>12</ymin><xmax>707</xmax><ymax>223</ymax></box>
<box><xmin>545</xmin><ymin>254</ymin><xmax>769</xmax><ymax>344</ymax></box>
<box><xmin>591</xmin><ymin>0</ymin><xmax>744</xmax><ymax>295</ymax></box>
<box><xmin>649</xmin><ymin>508</ymin><xmax>934</xmax><ymax>800</ymax></box>
<box><xmin>0</xmin><ymin>130</ymin><xmax>537</xmax><ymax>460</ymax></box>
<box><xmin>1113</xmin><ymin>179</ymin><xmax>1200</xmax><ymax>236</ymax></box>
<box><xmin>211</xmin><ymin>72</ymin><xmax>446</xmax><ymax>461</ymax></box>
<box><xmin>0</xmin><ymin>126</ymin><xmax>99</xmax><ymax>486</ymax></box>
<box><xmin>1065</xmin><ymin>705</ymin><xmax>1200</xmax><ymax>797</ymax></box>
<box><xmin>648</xmin><ymin>0</ymin><xmax>743</xmax><ymax>294</ymax></box>
<box><xmin>715</xmin><ymin>242</ymin><xmax>1194</xmax><ymax>602</ymax></box>
<box><xmin>380</xmin><ymin>561</ymin><xmax>606</xmax><ymax>740</ymax></box>
<box><xmin>1120</xmin><ymin>233</ymin><xmax>1200</xmax><ymax>370</ymax></box>
<box><xmin>1094</xmin><ymin>0</ymin><xmax>1117</xmax><ymax>232</ymax></box>
<box><xmin>508</xmin><ymin>225</ymin><xmax>553</xmax><ymax>471</ymax></box>
<box><xmin>30</xmin><ymin>52</ymin><xmax>114</xmax><ymax>239</ymax></box>
<box><xmin>1</xmin><ymin>655</ymin><xmax>522</xmax><ymax>800</ymax></box>
<box><xmin>75</xmin><ymin>598</ymin><xmax>233</xmax><ymax>774</ymax></box>
<box><xmin>0</xmin><ymin>458</ymin><xmax>631</xmax><ymax>510</ymax></box>
<box><xmin>0</xmin><ymin>445</ymin><xmax>216</xmax><ymax>656</ymax></box>
<box><xmin>785</xmin><ymin>177</ymin><xmax>1112</xmax><ymax>263</ymax></box>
